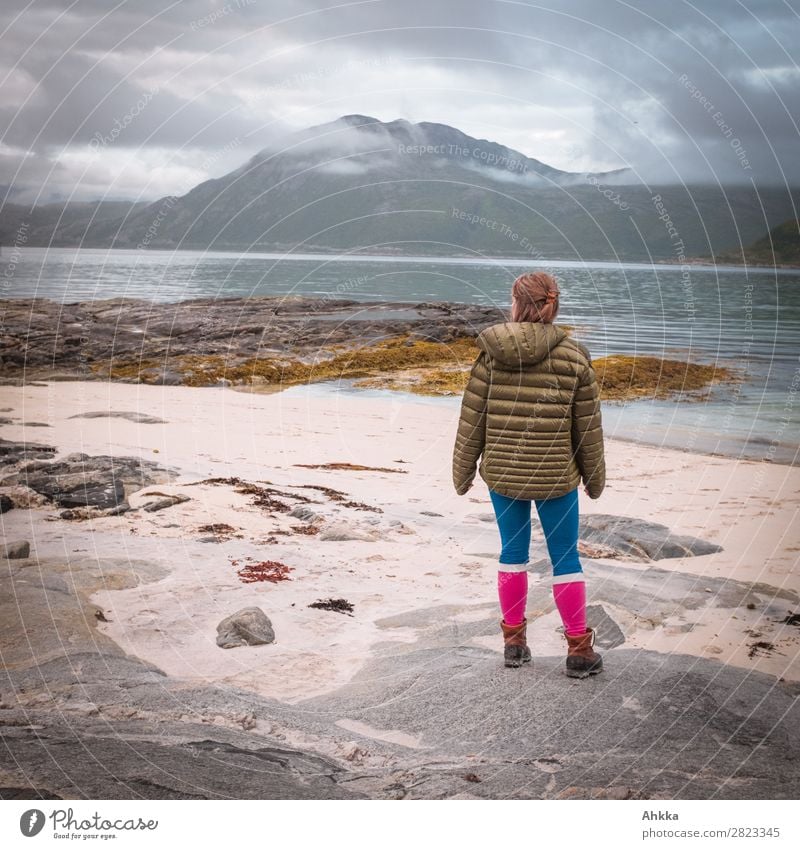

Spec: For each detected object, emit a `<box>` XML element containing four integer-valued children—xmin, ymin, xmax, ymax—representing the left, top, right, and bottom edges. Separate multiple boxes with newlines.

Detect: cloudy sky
<box><xmin>2</xmin><ymin>0</ymin><xmax>799</xmax><ymax>203</ymax></box>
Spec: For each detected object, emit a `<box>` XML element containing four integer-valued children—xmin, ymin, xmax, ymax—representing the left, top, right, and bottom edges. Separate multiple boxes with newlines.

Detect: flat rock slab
<box><xmin>477</xmin><ymin>511</ymin><xmax>721</xmax><ymax>562</ymax></box>
<box><xmin>575</xmin><ymin>514</ymin><xmax>723</xmax><ymax>560</ymax></box>
<box><xmin>68</xmin><ymin>411</ymin><xmax>167</xmax><ymax>424</ymax></box>
<box><xmin>586</xmin><ymin>602</ymin><xmax>626</xmax><ymax>649</ymax></box>
<box><xmin>0</xmin><ymin>719</ymin><xmax>363</xmax><ymax>800</ymax></box>
<box><xmin>293</xmin><ymin>643</ymin><xmax>800</xmax><ymax>799</ymax></box>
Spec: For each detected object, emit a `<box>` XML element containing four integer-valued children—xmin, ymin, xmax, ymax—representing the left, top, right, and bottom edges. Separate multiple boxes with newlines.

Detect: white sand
<box><xmin>1</xmin><ymin>379</ymin><xmax>799</xmax><ymax>702</ymax></box>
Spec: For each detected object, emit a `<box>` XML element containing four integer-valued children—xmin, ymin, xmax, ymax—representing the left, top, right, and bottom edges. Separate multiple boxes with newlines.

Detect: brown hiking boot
<box><xmin>501</xmin><ymin>618</ymin><xmax>532</xmax><ymax>668</ymax></box>
<box><xmin>564</xmin><ymin>626</ymin><xmax>603</xmax><ymax>678</ymax></box>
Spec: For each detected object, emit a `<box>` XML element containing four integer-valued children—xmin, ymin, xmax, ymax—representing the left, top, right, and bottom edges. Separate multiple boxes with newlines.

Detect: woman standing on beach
<box><xmin>452</xmin><ymin>271</ymin><xmax>606</xmax><ymax>676</ymax></box>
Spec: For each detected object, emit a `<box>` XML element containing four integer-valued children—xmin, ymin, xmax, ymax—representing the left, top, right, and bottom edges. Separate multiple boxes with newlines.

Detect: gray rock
<box><xmin>318</xmin><ymin>521</ymin><xmax>377</xmax><ymax>541</ymax></box>
<box><xmin>28</xmin><ymin>470</ymin><xmax>126</xmax><ymax>509</ymax></box>
<box><xmin>288</xmin><ymin>504</ymin><xmax>320</xmax><ymax>522</ymax></box>
<box><xmin>573</xmin><ymin>514</ymin><xmax>722</xmax><ymax>561</ymax></box>
<box><xmin>3</xmin><ymin>453</ymin><xmax>179</xmax><ymax>509</ymax></box>
<box><xmin>0</xmin><ymin>712</ymin><xmax>361</xmax><ymax>799</ymax></box>
<box><xmin>298</xmin><ymin>638</ymin><xmax>800</xmax><ymax>800</ymax></box>
<box><xmin>68</xmin><ymin>411</ymin><xmax>167</xmax><ymax>424</ymax></box>
<box><xmin>2</xmin><ymin>539</ymin><xmax>30</xmax><ymax>559</ymax></box>
<box><xmin>59</xmin><ymin>502</ymin><xmax>134</xmax><ymax>520</ymax></box>
<box><xmin>216</xmin><ymin>607</ymin><xmax>275</xmax><ymax>649</ymax></box>
<box><xmin>38</xmin><ymin>575</ymin><xmax>71</xmax><ymax>595</ymax></box>
<box><xmin>105</xmin><ymin>500</ymin><xmax>134</xmax><ymax>516</ymax></box>
<box><xmin>585</xmin><ymin>603</ymin><xmax>626</xmax><ymax>649</ymax></box>
<box><xmin>0</xmin><ymin>295</ymin><xmax>506</xmax><ymax>386</ymax></box>
<box><xmin>0</xmin><ymin>437</ymin><xmax>57</xmax><ymax>466</ymax></box>
<box><xmin>0</xmin><ymin>485</ymin><xmax>49</xmax><ymax>508</ymax></box>
<box><xmin>142</xmin><ymin>494</ymin><xmax>190</xmax><ymax>513</ymax></box>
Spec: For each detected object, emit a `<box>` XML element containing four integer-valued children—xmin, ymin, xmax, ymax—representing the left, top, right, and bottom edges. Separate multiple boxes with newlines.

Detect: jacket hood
<box><xmin>476</xmin><ymin>321</ymin><xmax>567</xmax><ymax>368</ymax></box>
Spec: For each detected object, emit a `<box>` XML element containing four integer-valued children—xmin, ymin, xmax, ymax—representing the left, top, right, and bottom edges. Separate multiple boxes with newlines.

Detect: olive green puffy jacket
<box><xmin>452</xmin><ymin>321</ymin><xmax>605</xmax><ymax>500</ymax></box>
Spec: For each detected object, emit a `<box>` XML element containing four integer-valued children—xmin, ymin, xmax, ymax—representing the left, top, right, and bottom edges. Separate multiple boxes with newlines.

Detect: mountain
<box><xmin>0</xmin><ymin>200</ymin><xmax>148</xmax><ymax>250</ymax></box>
<box><xmin>716</xmin><ymin>219</ymin><xmax>800</xmax><ymax>267</ymax></box>
<box><xmin>2</xmin><ymin>115</ymin><xmax>799</xmax><ymax>262</ymax></box>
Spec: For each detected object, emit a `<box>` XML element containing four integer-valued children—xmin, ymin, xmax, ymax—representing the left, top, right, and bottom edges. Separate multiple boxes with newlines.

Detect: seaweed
<box><xmin>232</xmin><ymin>559</ymin><xmax>294</xmax><ymax>584</ymax></box>
<box><xmin>308</xmin><ymin>598</ymin><xmax>354</xmax><ymax>616</ymax></box>
<box><xmin>293</xmin><ymin>462</ymin><xmax>407</xmax><ymax>473</ymax></box>
<box><xmin>747</xmin><ymin>640</ymin><xmax>776</xmax><ymax>658</ymax></box>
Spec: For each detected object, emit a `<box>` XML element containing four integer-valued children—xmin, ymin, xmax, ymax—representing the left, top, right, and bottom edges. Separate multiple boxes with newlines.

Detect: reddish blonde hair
<box><xmin>511</xmin><ymin>271</ymin><xmax>560</xmax><ymax>323</ymax></box>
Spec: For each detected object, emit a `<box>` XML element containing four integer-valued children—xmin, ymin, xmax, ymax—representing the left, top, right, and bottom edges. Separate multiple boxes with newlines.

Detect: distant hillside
<box><xmin>0</xmin><ymin>200</ymin><xmax>148</xmax><ymax>249</ymax></box>
<box><xmin>2</xmin><ymin>115</ymin><xmax>800</xmax><ymax>263</ymax></box>
<box><xmin>716</xmin><ymin>219</ymin><xmax>800</xmax><ymax>267</ymax></box>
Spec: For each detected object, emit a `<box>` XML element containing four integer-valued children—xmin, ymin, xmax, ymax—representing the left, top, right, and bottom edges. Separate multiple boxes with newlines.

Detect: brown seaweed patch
<box><xmin>196</xmin><ymin>523</ymin><xmax>242</xmax><ymax>539</ymax></box>
<box><xmin>90</xmin><ymin>336</ymin><xmax>740</xmax><ymax>404</ymax></box>
<box><xmin>340</xmin><ymin>500</ymin><xmax>383</xmax><ymax>513</ymax></box>
<box><xmin>93</xmin><ymin>334</ymin><xmax>482</xmax><ymax>388</ymax></box>
<box><xmin>308</xmin><ymin>598</ymin><xmax>354</xmax><ymax>616</ymax></box>
<box><xmin>186</xmin><ymin>476</ymin><xmax>316</xmax><ymax>513</ymax></box>
<box><xmin>747</xmin><ymin>640</ymin><xmax>777</xmax><ymax>659</ymax></box>
<box><xmin>290</xmin><ymin>524</ymin><xmax>320</xmax><ymax>535</ymax></box>
<box><xmin>592</xmin><ymin>355</ymin><xmax>739</xmax><ymax>401</ymax></box>
<box><xmin>286</xmin><ymin>483</ymin><xmax>349</xmax><ymax>502</ymax></box>
<box><xmin>293</xmin><ymin>462</ymin><xmax>407</xmax><ymax>473</ymax></box>
<box><xmin>354</xmin><ymin>354</ymin><xmax>740</xmax><ymax>401</ymax></box>
<box><xmin>353</xmin><ymin>366</ymin><xmax>469</xmax><ymax>395</ymax></box>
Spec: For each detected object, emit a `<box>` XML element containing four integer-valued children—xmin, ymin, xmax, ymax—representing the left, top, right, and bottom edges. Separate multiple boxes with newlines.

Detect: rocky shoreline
<box><xmin>0</xmin><ymin>295</ymin><xmax>505</xmax><ymax>386</ymax></box>
<box><xmin>0</xmin><ymin>295</ymin><xmax>738</xmax><ymax>402</ymax></box>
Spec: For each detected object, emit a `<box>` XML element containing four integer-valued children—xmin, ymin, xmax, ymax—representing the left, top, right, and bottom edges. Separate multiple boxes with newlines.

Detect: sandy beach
<box><xmin>2</xmin><ymin>378</ymin><xmax>799</xmax><ymax>799</ymax></box>
<box><xmin>4</xmin><ymin>377</ymin><xmax>800</xmax><ymax>685</ymax></box>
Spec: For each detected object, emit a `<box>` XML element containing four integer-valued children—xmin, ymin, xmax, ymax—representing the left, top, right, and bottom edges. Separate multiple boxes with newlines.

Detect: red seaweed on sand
<box><xmin>229</xmin><ymin>557</ymin><xmax>294</xmax><ymax>584</ymax></box>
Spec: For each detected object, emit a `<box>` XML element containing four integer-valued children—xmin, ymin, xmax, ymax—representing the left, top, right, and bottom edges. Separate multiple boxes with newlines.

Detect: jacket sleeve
<box><xmin>452</xmin><ymin>350</ymin><xmax>490</xmax><ymax>495</ymax></box>
<box><xmin>571</xmin><ymin>355</ymin><xmax>606</xmax><ymax>499</ymax></box>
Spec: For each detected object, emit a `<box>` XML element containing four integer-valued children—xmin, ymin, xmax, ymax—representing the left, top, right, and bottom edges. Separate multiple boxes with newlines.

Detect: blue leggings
<box><xmin>488</xmin><ymin>487</ymin><xmax>583</xmax><ymax>578</ymax></box>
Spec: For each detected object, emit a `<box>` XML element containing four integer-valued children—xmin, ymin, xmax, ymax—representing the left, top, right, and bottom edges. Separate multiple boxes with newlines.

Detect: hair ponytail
<box><xmin>511</xmin><ymin>271</ymin><xmax>560</xmax><ymax>323</ymax></box>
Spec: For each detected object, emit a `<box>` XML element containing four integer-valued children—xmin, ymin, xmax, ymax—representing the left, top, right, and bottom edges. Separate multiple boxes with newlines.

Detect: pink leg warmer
<box><xmin>552</xmin><ymin>580</ymin><xmax>587</xmax><ymax>636</ymax></box>
<box><xmin>497</xmin><ymin>571</ymin><xmax>528</xmax><ymax>626</ymax></box>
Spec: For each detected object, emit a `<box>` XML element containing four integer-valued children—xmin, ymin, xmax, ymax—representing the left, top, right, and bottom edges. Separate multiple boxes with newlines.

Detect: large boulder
<box><xmin>216</xmin><ymin>607</ymin><xmax>275</xmax><ymax>649</ymax></box>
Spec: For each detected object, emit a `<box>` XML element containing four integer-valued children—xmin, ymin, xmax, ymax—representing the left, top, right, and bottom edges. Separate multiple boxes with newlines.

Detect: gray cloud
<box><xmin>1</xmin><ymin>0</ymin><xmax>798</xmax><ymax>203</ymax></box>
